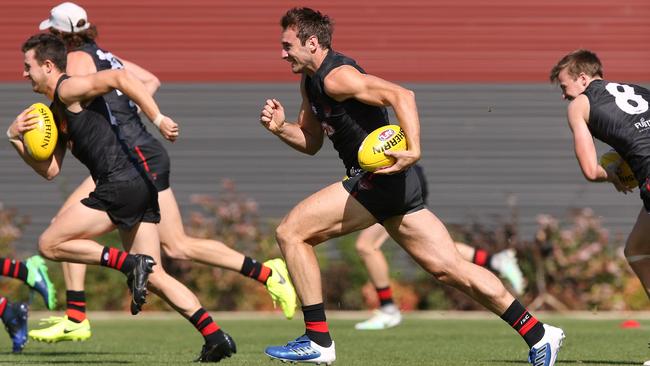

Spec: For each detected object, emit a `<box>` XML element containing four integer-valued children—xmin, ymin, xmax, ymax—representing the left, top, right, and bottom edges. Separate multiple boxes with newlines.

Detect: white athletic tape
<box><xmin>6</xmin><ymin>126</ymin><xmax>20</xmax><ymax>142</ymax></box>
<box><xmin>626</xmin><ymin>254</ymin><xmax>650</xmax><ymax>263</ymax></box>
<box><xmin>152</xmin><ymin>113</ymin><xmax>164</xmax><ymax>128</ymax></box>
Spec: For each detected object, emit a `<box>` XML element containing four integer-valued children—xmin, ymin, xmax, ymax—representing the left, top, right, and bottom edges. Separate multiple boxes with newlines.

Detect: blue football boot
<box><xmin>265</xmin><ymin>335</ymin><xmax>335</xmax><ymax>365</ymax></box>
<box><xmin>2</xmin><ymin>301</ymin><xmax>29</xmax><ymax>353</ymax></box>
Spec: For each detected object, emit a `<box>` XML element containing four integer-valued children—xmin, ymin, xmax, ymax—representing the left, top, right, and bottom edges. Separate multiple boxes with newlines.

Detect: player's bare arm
<box><xmin>120</xmin><ymin>58</ymin><xmax>160</xmax><ymax>96</ymax></box>
<box><xmin>7</xmin><ymin>106</ymin><xmax>66</xmax><ymax>180</ymax></box>
<box><xmin>567</xmin><ymin>95</ymin><xmax>630</xmax><ymax>192</ymax></box>
<box><xmin>324</xmin><ymin>66</ymin><xmax>421</xmax><ymax>173</ymax></box>
<box><xmin>66</xmin><ymin>51</ymin><xmax>97</xmax><ymax>76</ymax></box>
<box><xmin>260</xmin><ymin>77</ymin><xmax>324</xmax><ymax>155</ymax></box>
<box><xmin>58</xmin><ymin>69</ymin><xmax>179</xmax><ymax>142</ymax></box>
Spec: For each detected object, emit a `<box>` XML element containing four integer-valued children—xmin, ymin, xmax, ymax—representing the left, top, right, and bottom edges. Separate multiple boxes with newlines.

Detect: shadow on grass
<box><xmin>0</xmin><ymin>351</ymin><xmax>146</xmax><ymax>356</ymax></box>
<box><xmin>0</xmin><ymin>361</ymin><xmax>131</xmax><ymax>365</ymax></box>
<box><xmin>491</xmin><ymin>360</ymin><xmax>640</xmax><ymax>365</ymax></box>
<box><xmin>0</xmin><ymin>351</ymin><xmax>141</xmax><ymax>364</ymax></box>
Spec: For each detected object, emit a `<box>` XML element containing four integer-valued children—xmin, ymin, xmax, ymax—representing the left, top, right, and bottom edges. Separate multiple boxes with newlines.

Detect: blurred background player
<box><xmin>13</xmin><ymin>33</ymin><xmax>235</xmax><ymax>362</ymax></box>
<box><xmin>29</xmin><ymin>1</ymin><xmax>296</xmax><ymax>344</ymax></box>
<box><xmin>354</xmin><ymin>166</ymin><xmax>526</xmax><ymax>330</ymax></box>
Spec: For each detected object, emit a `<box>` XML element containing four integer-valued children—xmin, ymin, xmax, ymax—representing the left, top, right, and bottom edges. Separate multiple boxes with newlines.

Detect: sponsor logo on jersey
<box><xmin>634</xmin><ymin>117</ymin><xmax>650</xmax><ymax>132</ymax></box>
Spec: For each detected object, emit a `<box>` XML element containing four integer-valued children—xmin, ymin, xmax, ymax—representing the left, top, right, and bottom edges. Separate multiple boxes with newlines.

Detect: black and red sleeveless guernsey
<box><xmin>51</xmin><ymin>75</ymin><xmax>159</xmax><ymax>229</ymax></box>
<box><xmin>583</xmin><ymin>79</ymin><xmax>650</xmax><ymax>209</ymax></box>
<box><xmin>304</xmin><ymin>50</ymin><xmax>425</xmax><ymax>222</ymax></box>
<box><xmin>74</xmin><ymin>41</ymin><xmax>171</xmax><ymax>191</ymax></box>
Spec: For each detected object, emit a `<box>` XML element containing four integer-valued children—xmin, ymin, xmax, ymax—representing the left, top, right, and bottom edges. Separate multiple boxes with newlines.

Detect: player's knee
<box><xmin>355</xmin><ymin>239</ymin><xmax>374</xmax><ymax>257</ymax></box>
<box><xmin>275</xmin><ymin>222</ymin><xmax>296</xmax><ymax>248</ymax></box>
<box><xmin>37</xmin><ymin>233</ymin><xmax>58</xmax><ymax>260</ymax></box>
<box><xmin>161</xmin><ymin>239</ymin><xmax>191</xmax><ymax>260</ymax></box>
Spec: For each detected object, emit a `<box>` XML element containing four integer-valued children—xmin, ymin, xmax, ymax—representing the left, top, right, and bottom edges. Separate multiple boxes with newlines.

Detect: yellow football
<box><xmin>23</xmin><ymin>103</ymin><xmax>58</xmax><ymax>161</ymax></box>
<box><xmin>358</xmin><ymin>125</ymin><xmax>407</xmax><ymax>172</ymax></box>
<box><xmin>599</xmin><ymin>150</ymin><xmax>638</xmax><ymax>189</ymax></box>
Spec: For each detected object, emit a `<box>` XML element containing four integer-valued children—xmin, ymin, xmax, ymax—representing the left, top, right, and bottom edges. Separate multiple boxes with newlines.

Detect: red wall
<box><xmin>2</xmin><ymin>0</ymin><xmax>649</xmax><ymax>82</ymax></box>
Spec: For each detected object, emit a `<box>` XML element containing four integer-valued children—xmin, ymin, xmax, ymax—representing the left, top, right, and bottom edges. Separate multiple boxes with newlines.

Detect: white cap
<box><xmin>39</xmin><ymin>2</ymin><xmax>90</xmax><ymax>33</ymax></box>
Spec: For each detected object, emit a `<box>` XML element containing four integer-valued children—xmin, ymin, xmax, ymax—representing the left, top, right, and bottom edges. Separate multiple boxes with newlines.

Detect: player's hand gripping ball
<box><xmin>599</xmin><ymin>150</ymin><xmax>638</xmax><ymax>189</ymax></box>
<box><xmin>23</xmin><ymin>103</ymin><xmax>58</xmax><ymax>161</ymax></box>
<box><xmin>358</xmin><ymin>125</ymin><xmax>407</xmax><ymax>172</ymax></box>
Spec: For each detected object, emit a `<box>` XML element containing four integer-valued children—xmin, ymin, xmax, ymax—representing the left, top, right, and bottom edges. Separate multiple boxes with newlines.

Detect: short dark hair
<box><xmin>21</xmin><ymin>33</ymin><xmax>67</xmax><ymax>71</ymax></box>
<box><xmin>49</xmin><ymin>24</ymin><xmax>98</xmax><ymax>50</ymax></box>
<box><xmin>281</xmin><ymin>7</ymin><xmax>333</xmax><ymax>49</ymax></box>
<box><xmin>550</xmin><ymin>49</ymin><xmax>603</xmax><ymax>83</ymax></box>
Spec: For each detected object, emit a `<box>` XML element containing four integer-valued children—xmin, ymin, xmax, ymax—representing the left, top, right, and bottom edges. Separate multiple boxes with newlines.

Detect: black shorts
<box><xmin>412</xmin><ymin>164</ymin><xmax>429</xmax><ymax>204</ymax></box>
<box><xmin>132</xmin><ymin>138</ymin><xmax>170</xmax><ymax>192</ymax></box>
<box><xmin>82</xmin><ymin>173</ymin><xmax>160</xmax><ymax>230</ymax></box>
<box><xmin>342</xmin><ymin>167</ymin><xmax>425</xmax><ymax>223</ymax></box>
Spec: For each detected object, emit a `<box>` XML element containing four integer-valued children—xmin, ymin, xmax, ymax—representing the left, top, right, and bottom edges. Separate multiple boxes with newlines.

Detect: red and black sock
<box><xmin>0</xmin><ymin>258</ymin><xmax>28</xmax><ymax>283</ymax></box>
<box><xmin>303</xmin><ymin>303</ymin><xmax>332</xmax><ymax>347</ymax></box>
<box><xmin>473</xmin><ymin>249</ymin><xmax>494</xmax><ymax>270</ymax></box>
<box><xmin>501</xmin><ymin>300</ymin><xmax>545</xmax><ymax>348</ymax></box>
<box><xmin>0</xmin><ymin>297</ymin><xmax>7</xmax><ymax>319</ymax></box>
<box><xmin>189</xmin><ymin>308</ymin><xmax>223</xmax><ymax>345</ymax></box>
<box><xmin>66</xmin><ymin>290</ymin><xmax>86</xmax><ymax>323</ymax></box>
<box><xmin>240</xmin><ymin>256</ymin><xmax>271</xmax><ymax>284</ymax></box>
<box><xmin>376</xmin><ymin>286</ymin><xmax>395</xmax><ymax>307</ymax></box>
<box><xmin>99</xmin><ymin>247</ymin><xmax>136</xmax><ymax>275</ymax></box>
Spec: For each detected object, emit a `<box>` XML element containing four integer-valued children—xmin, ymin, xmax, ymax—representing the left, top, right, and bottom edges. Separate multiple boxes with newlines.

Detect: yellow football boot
<box><xmin>29</xmin><ymin>316</ymin><xmax>91</xmax><ymax>343</ymax></box>
<box><xmin>263</xmin><ymin>258</ymin><xmax>297</xmax><ymax>319</ymax></box>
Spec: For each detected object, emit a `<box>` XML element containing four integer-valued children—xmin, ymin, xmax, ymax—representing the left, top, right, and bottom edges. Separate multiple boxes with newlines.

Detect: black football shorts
<box><xmin>82</xmin><ymin>173</ymin><xmax>160</xmax><ymax>230</ymax></box>
<box><xmin>342</xmin><ymin>166</ymin><xmax>425</xmax><ymax>223</ymax></box>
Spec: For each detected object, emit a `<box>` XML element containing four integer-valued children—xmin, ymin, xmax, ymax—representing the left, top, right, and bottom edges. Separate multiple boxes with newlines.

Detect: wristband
<box><xmin>152</xmin><ymin>113</ymin><xmax>164</xmax><ymax>128</ymax></box>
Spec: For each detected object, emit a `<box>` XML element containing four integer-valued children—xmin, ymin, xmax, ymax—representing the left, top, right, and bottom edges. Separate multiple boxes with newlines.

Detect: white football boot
<box><xmin>528</xmin><ymin>324</ymin><xmax>565</xmax><ymax>366</ymax></box>
<box><xmin>355</xmin><ymin>305</ymin><xmax>402</xmax><ymax>330</ymax></box>
<box><xmin>491</xmin><ymin>249</ymin><xmax>526</xmax><ymax>295</ymax></box>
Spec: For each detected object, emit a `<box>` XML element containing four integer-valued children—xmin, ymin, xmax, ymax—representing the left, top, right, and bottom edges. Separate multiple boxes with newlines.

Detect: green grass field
<box><xmin>0</xmin><ymin>314</ymin><xmax>647</xmax><ymax>365</ymax></box>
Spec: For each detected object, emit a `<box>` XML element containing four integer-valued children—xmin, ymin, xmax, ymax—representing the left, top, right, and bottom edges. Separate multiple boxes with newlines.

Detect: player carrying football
<box><xmin>259</xmin><ymin>7</ymin><xmax>564</xmax><ymax>365</ymax></box>
<box><xmin>9</xmin><ymin>33</ymin><xmax>234</xmax><ymax>362</ymax></box>
<box><xmin>551</xmin><ymin>49</ymin><xmax>650</xmax><ymax>364</ymax></box>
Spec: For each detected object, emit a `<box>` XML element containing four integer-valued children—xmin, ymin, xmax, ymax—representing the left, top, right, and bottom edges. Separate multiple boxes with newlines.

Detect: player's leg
<box><xmin>354</xmin><ymin>224</ymin><xmax>401</xmax><ymax>330</ymax></box>
<box><xmin>29</xmin><ymin>177</ymin><xmax>95</xmax><ymax>342</ymax></box>
<box><xmin>62</xmin><ymin>262</ymin><xmax>88</xmax><ymax>323</ymax></box>
<box><xmin>385</xmin><ymin>209</ymin><xmax>564</xmax><ymax>366</ymax></box>
<box><xmin>156</xmin><ymin>188</ymin><xmax>297</xmax><ymax>318</ymax></box>
<box><xmin>38</xmin><ymin>201</ymin><xmax>117</xmax><ymax>263</ymax></box>
<box><xmin>455</xmin><ymin>242</ymin><xmax>526</xmax><ymax>295</ymax></box>
<box><xmin>37</xmin><ymin>200</ymin><xmax>155</xmax><ymax>314</ymax></box>
<box><xmin>0</xmin><ymin>297</ymin><xmax>28</xmax><ymax>353</ymax></box>
<box><xmin>125</xmin><ymin>222</ymin><xmax>235</xmax><ymax>362</ymax></box>
<box><xmin>266</xmin><ymin>182</ymin><xmax>376</xmax><ymax>364</ymax></box>
<box><xmin>623</xmin><ymin>208</ymin><xmax>650</xmax><ymax>298</ymax></box>
<box><xmin>57</xmin><ymin>176</ymin><xmax>95</xmax><ymax>321</ymax></box>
